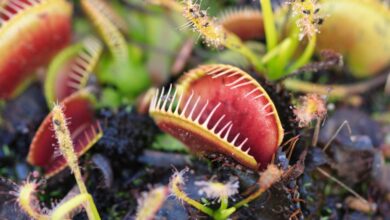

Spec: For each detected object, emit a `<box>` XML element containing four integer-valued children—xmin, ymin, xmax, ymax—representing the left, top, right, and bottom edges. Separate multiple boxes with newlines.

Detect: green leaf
<box><xmin>152</xmin><ymin>134</ymin><xmax>188</xmax><ymax>152</ymax></box>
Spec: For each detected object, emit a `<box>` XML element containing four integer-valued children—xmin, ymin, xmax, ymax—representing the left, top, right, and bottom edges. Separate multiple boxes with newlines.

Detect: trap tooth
<box><xmin>0</xmin><ymin>0</ymin><xmax>72</xmax><ymax>99</ymax></box>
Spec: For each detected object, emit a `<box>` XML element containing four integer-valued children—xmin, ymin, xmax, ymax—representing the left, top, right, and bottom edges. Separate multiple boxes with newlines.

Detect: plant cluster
<box><xmin>0</xmin><ymin>0</ymin><xmax>389</xmax><ymax>219</ymax></box>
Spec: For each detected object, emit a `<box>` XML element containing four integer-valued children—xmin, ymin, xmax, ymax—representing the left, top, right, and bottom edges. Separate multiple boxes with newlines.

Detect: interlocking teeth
<box><xmin>175</xmin><ymin>92</ymin><xmax>184</xmax><ymax>115</ymax></box>
<box><xmin>150</xmin><ymin>85</ymin><xmax>253</xmax><ymax>155</ymax></box>
<box><xmin>67</xmin><ymin>37</ymin><xmax>103</xmax><ymax>91</ymax></box>
<box><xmin>71</xmin><ymin>66</ymin><xmax>86</xmax><ymax>75</ymax></box>
<box><xmin>87</xmin><ymin>0</ymin><xmax>127</xmax><ymax>33</ymax></box>
<box><xmin>161</xmin><ymin>84</ymin><xmax>173</xmax><ymax>111</ymax></box>
<box><xmin>0</xmin><ymin>0</ymin><xmax>40</xmax><ymax>24</ymax></box>
<box><xmin>82</xmin><ymin>0</ymin><xmax>128</xmax><ymax>60</ymax></box>
<box><xmin>194</xmin><ymin>100</ymin><xmax>208</xmax><ymax>123</ymax></box>
<box><xmin>156</xmin><ymin>86</ymin><xmax>165</xmax><ymax>110</ymax></box>
<box><xmin>168</xmin><ymin>88</ymin><xmax>178</xmax><ymax>113</ymax></box>
<box><xmin>75</xmin><ymin>58</ymin><xmax>89</xmax><ymax>67</ymax></box>
<box><xmin>69</xmin><ymin>72</ymin><xmax>84</xmax><ymax>81</ymax></box>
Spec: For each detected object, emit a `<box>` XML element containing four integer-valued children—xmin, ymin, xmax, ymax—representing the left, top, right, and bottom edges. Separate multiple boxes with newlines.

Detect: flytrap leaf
<box><xmin>150</xmin><ymin>64</ymin><xmax>284</xmax><ymax>170</ymax></box>
<box><xmin>0</xmin><ymin>0</ymin><xmax>72</xmax><ymax>99</ymax></box>
<box><xmin>27</xmin><ymin>89</ymin><xmax>102</xmax><ymax>177</ymax></box>
<box><xmin>44</xmin><ymin>37</ymin><xmax>103</xmax><ymax>107</ymax></box>
<box><xmin>220</xmin><ymin>8</ymin><xmax>265</xmax><ymax>41</ymax></box>
<box><xmin>315</xmin><ymin>0</ymin><xmax>390</xmax><ymax>77</ymax></box>
<box><xmin>81</xmin><ymin>0</ymin><xmax>127</xmax><ymax>60</ymax></box>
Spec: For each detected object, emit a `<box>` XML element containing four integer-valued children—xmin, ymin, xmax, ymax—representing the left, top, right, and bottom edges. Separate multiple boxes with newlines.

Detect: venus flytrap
<box><xmin>81</xmin><ymin>0</ymin><xmax>150</xmax><ymax>97</ymax></box>
<box><xmin>0</xmin><ymin>0</ymin><xmax>72</xmax><ymax>99</ymax></box>
<box><xmin>150</xmin><ymin>64</ymin><xmax>284</xmax><ymax>170</ymax></box>
<box><xmin>44</xmin><ymin>37</ymin><xmax>103</xmax><ymax>107</ymax></box>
